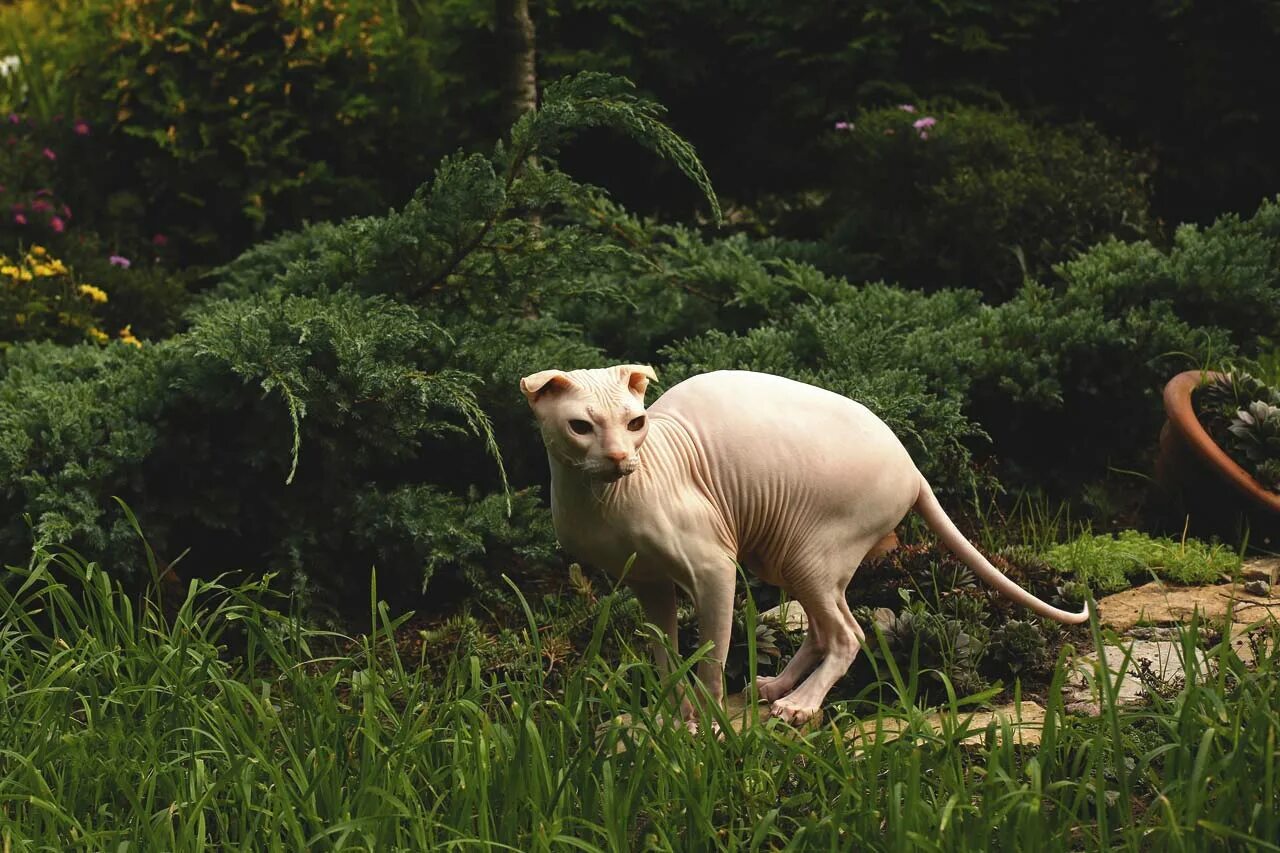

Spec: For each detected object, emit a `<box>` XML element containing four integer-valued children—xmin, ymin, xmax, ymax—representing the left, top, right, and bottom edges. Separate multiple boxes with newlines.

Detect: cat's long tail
<box><xmin>913</xmin><ymin>475</ymin><xmax>1091</xmax><ymax>625</ymax></box>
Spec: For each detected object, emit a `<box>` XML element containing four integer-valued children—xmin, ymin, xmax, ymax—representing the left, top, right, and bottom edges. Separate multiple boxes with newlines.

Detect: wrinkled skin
<box><xmin>522</xmin><ymin>366</ymin><xmax>1088</xmax><ymax>725</ymax></box>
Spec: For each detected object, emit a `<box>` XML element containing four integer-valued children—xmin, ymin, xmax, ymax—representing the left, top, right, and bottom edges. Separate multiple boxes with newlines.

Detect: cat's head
<box><xmin>521</xmin><ymin>364</ymin><xmax>656</xmax><ymax>482</ymax></box>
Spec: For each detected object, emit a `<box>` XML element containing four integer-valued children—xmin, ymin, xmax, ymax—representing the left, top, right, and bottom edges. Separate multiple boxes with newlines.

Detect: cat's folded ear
<box><xmin>616</xmin><ymin>364</ymin><xmax>658</xmax><ymax>398</ymax></box>
<box><xmin>520</xmin><ymin>369</ymin><xmax>576</xmax><ymax>406</ymax></box>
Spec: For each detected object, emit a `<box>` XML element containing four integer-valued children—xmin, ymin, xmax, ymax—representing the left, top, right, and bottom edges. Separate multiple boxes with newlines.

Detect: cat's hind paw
<box><xmin>768</xmin><ymin>696</ymin><xmax>819</xmax><ymax>726</ymax></box>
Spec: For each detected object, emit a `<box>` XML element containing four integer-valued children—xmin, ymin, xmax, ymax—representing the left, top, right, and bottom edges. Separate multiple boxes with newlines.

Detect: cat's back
<box><xmin>646</xmin><ymin>371</ymin><xmax>919</xmax><ymax>572</ymax></box>
<box><xmin>648</xmin><ymin>370</ymin><xmax>911</xmax><ymax>471</ymax></box>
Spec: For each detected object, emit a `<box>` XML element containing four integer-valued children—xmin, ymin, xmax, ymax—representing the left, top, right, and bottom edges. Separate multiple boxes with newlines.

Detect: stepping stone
<box><xmin>601</xmin><ymin>691</ymin><xmax>821</xmax><ymax>749</ymax></box>
<box><xmin>1227</xmin><ymin>629</ymin><xmax>1276</xmax><ymax>666</ymax></box>
<box><xmin>1096</xmin><ymin>580</ymin><xmax>1279</xmax><ymax>633</ymax></box>
<box><xmin>1062</xmin><ymin>639</ymin><xmax>1209</xmax><ymax>714</ymax></box>
<box><xmin>844</xmin><ymin>701</ymin><xmax>1046</xmax><ymax>749</ymax></box>
<box><xmin>607</xmin><ymin>692</ymin><xmax>1049</xmax><ymax>749</ymax></box>
<box><xmin>759</xmin><ymin>600</ymin><xmax>808</xmax><ymax>632</ymax></box>
<box><xmin>1241</xmin><ymin>557</ymin><xmax>1280</xmax><ymax>585</ymax></box>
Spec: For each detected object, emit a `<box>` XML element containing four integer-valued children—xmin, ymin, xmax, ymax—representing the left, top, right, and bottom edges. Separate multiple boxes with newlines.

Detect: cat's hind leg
<box><xmin>755</xmin><ymin>615</ymin><xmax>822</xmax><ymax>702</ymax></box>
<box><xmin>767</xmin><ymin>559</ymin><xmax>868</xmax><ymax>725</ymax></box>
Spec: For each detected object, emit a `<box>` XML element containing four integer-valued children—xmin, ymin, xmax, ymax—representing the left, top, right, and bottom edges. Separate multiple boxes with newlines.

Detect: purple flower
<box><xmin>31</xmin><ymin>200</ymin><xmax>52</xmax><ymax>213</ymax></box>
<box><xmin>109</xmin><ymin>254</ymin><xmax>131</xmax><ymax>268</ymax></box>
<box><xmin>833</xmin><ymin>121</ymin><xmax>854</xmax><ymax>131</ymax></box>
<box><xmin>898</xmin><ymin>104</ymin><xmax>917</xmax><ymax>114</ymax></box>
<box><xmin>918</xmin><ymin>131</ymin><xmax>930</xmax><ymax>141</ymax></box>
<box><xmin>912</xmin><ymin>116</ymin><xmax>938</xmax><ymax>130</ymax></box>
<box><xmin>7</xmin><ymin>114</ymin><xmax>18</xmax><ymax>125</ymax></box>
<box><xmin>74</xmin><ymin>120</ymin><xmax>90</xmax><ymax>136</ymax></box>
<box><xmin>152</xmin><ymin>233</ymin><xmax>168</xmax><ymax>247</ymax></box>
<box><xmin>41</xmin><ymin>147</ymin><xmax>56</xmax><ymax>161</ymax></box>
<box><xmin>13</xmin><ymin>213</ymin><xmax>25</xmax><ymax>225</ymax></box>
<box><xmin>50</xmin><ymin>216</ymin><xmax>64</xmax><ymax>233</ymax></box>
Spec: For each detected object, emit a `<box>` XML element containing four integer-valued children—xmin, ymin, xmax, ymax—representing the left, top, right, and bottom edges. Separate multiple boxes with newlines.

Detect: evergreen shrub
<box><xmin>32</xmin><ymin>0</ymin><xmax>462</xmax><ymax>264</ymax></box>
<box><xmin>0</xmin><ymin>73</ymin><xmax>719</xmax><ymax>612</ymax></box>
<box><xmin>821</xmin><ymin>103</ymin><xmax>1153</xmax><ymax>298</ymax></box>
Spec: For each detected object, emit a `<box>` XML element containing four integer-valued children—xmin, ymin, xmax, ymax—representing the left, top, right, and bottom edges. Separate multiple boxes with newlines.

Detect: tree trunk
<box><xmin>495</xmin><ymin>0</ymin><xmax>538</xmax><ymax>129</ymax></box>
<box><xmin>495</xmin><ymin>0</ymin><xmax>542</xmax><ymax>318</ymax></box>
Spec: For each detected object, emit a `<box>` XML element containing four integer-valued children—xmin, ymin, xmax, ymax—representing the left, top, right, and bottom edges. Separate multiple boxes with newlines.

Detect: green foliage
<box><xmin>0</xmin><ymin>245</ymin><xmax>122</xmax><ymax>347</ymax></box>
<box><xmin>541</xmin><ymin>0</ymin><xmax>1280</xmax><ymax>238</ymax></box>
<box><xmin>509</xmin><ymin>73</ymin><xmax>719</xmax><ymax>223</ymax></box>
<box><xmin>49</xmin><ymin>232</ymin><xmax>190</xmax><ymax>340</ymax></box>
<box><xmin>352</xmin><ymin>486</ymin><xmax>560</xmax><ymax>607</ymax></box>
<box><xmin>822</xmin><ymin>103</ymin><xmax>1152</xmax><ymax>298</ymax></box>
<box><xmin>0</xmin><ymin>2</ymin><xmax>82</xmax><ymax>121</ymax></box>
<box><xmin>6</xmin><ymin>539</ymin><xmax>1280</xmax><ymax>848</ymax></box>
<box><xmin>0</xmin><ymin>106</ymin><xmax>189</xmax><ymax>341</ymax></box>
<box><xmin>1055</xmin><ymin>197</ymin><xmax>1280</xmax><ymax>345</ymax></box>
<box><xmin>0</xmin><ymin>342</ymin><xmax>171</xmax><ymax>563</ymax></box>
<box><xmin>869</xmin><ymin>600</ymin><xmax>992</xmax><ymax>696</ymax></box>
<box><xmin>0</xmin><ymin>73</ymin><xmax>720</xmax><ymax>609</ymax></box>
<box><xmin>18</xmin><ymin>0</ymin><xmax>462</xmax><ymax>263</ymax></box>
<box><xmin>989</xmin><ymin>619</ymin><xmax>1050</xmax><ymax>674</ymax></box>
<box><xmin>538</xmin><ymin>0</ymin><xmax>1064</xmax><ymax>208</ymax></box>
<box><xmin>0</xmin><ymin>111</ymin><xmax>80</xmax><ymax>245</ymax></box>
<box><xmin>187</xmin><ymin>291</ymin><xmax>505</xmax><ymax>487</ymax></box>
<box><xmin>841</xmin><ymin>542</ymin><xmax>1074</xmax><ymax>695</ymax></box>
<box><xmin>1043</xmin><ymin>530</ymin><xmax>1240</xmax><ymax>593</ymax></box>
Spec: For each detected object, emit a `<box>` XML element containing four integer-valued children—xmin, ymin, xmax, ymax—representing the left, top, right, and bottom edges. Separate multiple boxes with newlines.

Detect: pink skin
<box><xmin>523</xmin><ymin>366</ymin><xmax>1089</xmax><ymax>726</ymax></box>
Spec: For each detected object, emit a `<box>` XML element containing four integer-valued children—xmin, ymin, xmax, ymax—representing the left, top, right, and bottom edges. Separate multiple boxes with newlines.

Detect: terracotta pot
<box><xmin>1155</xmin><ymin>370</ymin><xmax>1280</xmax><ymax>547</ymax></box>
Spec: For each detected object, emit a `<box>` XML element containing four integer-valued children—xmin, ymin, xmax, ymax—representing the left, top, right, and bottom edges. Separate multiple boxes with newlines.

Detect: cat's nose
<box><xmin>604</xmin><ymin>450</ymin><xmax>628</xmax><ymax>462</ymax></box>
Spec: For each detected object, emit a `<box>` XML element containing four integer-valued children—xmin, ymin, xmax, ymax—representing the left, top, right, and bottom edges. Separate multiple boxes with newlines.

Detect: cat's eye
<box><xmin>568</xmin><ymin>419</ymin><xmax>594</xmax><ymax>435</ymax></box>
<box><xmin>627</xmin><ymin>415</ymin><xmax>646</xmax><ymax>432</ymax></box>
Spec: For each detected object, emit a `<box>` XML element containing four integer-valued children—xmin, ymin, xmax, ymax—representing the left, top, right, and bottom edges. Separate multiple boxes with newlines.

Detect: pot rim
<box><xmin>1163</xmin><ymin>369</ymin><xmax>1280</xmax><ymax>514</ymax></box>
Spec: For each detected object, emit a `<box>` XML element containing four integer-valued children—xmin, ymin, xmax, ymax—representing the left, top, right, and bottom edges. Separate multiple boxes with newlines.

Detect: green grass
<box><xmin>1043</xmin><ymin>530</ymin><xmax>1242</xmax><ymax>594</ymax></box>
<box><xmin>1</xmin><ymin>540</ymin><xmax>1278</xmax><ymax>851</ymax></box>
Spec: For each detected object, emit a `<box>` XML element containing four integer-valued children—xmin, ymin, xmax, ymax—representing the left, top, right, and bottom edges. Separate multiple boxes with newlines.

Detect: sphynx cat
<box><xmin>522</xmin><ymin>365</ymin><xmax>1089</xmax><ymax>724</ymax></box>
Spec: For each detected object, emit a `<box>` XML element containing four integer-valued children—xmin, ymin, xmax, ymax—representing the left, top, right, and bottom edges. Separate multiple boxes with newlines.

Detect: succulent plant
<box><xmin>989</xmin><ymin>619</ymin><xmax>1049</xmax><ymax>674</ymax></box>
<box><xmin>1197</xmin><ymin>371</ymin><xmax>1280</xmax><ymax>494</ymax></box>
<box><xmin>874</xmin><ymin>601</ymin><xmax>989</xmax><ymax>693</ymax></box>
<box><xmin>1228</xmin><ymin>400</ymin><xmax>1280</xmax><ymax>491</ymax></box>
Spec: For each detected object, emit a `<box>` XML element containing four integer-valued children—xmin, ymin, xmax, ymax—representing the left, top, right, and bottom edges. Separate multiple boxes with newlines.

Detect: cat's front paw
<box><xmin>754</xmin><ymin>675</ymin><xmax>793</xmax><ymax>703</ymax></box>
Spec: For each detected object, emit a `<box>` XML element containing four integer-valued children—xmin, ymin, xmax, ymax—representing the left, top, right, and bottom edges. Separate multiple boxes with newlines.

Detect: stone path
<box><xmin>759</xmin><ymin>557</ymin><xmax>1280</xmax><ymax>733</ymax></box>
<box><xmin>842</xmin><ymin>699</ymin><xmax>1047</xmax><ymax>749</ymax></box>
<box><xmin>608</xmin><ymin>558</ymin><xmax>1279</xmax><ymax>748</ymax></box>
<box><xmin>1063</xmin><ymin>557</ymin><xmax>1280</xmax><ymax>712</ymax></box>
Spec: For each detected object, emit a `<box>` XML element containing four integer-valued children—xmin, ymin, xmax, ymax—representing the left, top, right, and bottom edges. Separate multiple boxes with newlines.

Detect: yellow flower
<box><xmin>18</xmin><ymin>270</ymin><xmax>32</xmax><ymax>281</ymax></box>
<box><xmin>87</xmin><ymin>327</ymin><xmax>109</xmax><ymax>344</ymax></box>
<box><xmin>29</xmin><ymin>245</ymin><xmax>46</xmax><ymax>257</ymax></box>
<box><xmin>32</xmin><ymin>264</ymin><xmax>56</xmax><ymax>277</ymax></box>
<box><xmin>49</xmin><ymin>259</ymin><xmax>68</xmax><ymax>275</ymax></box>
<box><xmin>78</xmin><ymin>284</ymin><xmax>109</xmax><ymax>304</ymax></box>
<box><xmin>0</xmin><ymin>265</ymin><xmax>19</xmax><ymax>278</ymax></box>
<box><xmin>118</xmin><ymin>325</ymin><xmax>142</xmax><ymax>348</ymax></box>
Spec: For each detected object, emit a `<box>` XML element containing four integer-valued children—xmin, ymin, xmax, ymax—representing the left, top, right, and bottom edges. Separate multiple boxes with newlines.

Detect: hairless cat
<box><xmin>522</xmin><ymin>365</ymin><xmax>1089</xmax><ymax>724</ymax></box>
